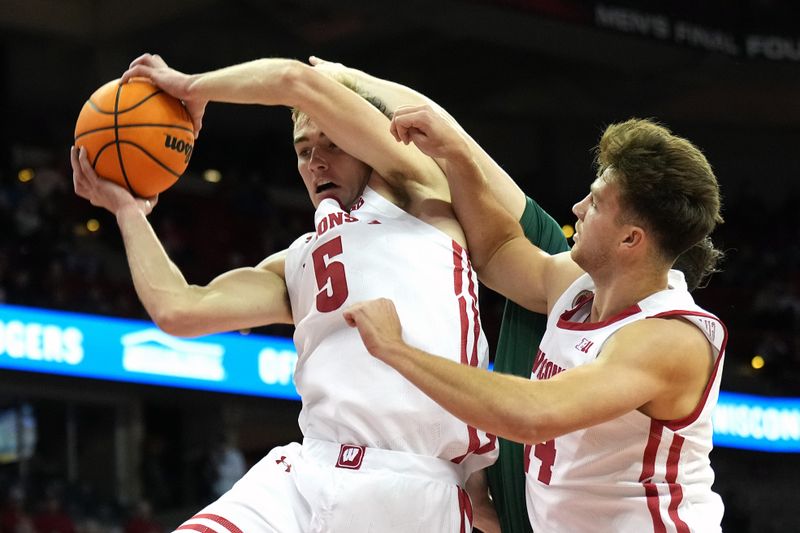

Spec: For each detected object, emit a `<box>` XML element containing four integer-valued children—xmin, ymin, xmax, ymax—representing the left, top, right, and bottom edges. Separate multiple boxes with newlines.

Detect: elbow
<box><xmin>271</xmin><ymin>59</ymin><xmax>315</xmax><ymax>108</ymax></box>
<box><xmin>469</xmin><ymin>233</ymin><xmax>517</xmax><ymax>279</ymax></box>
<box><xmin>513</xmin><ymin>409</ymin><xmax>559</xmax><ymax>445</ymax></box>
<box><xmin>150</xmin><ymin>304</ymin><xmax>199</xmax><ymax>338</ymax></box>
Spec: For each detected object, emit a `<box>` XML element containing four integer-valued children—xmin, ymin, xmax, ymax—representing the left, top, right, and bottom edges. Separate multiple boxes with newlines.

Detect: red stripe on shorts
<box><xmin>177</xmin><ymin>514</ymin><xmax>243</xmax><ymax>533</ymax></box>
<box><xmin>176</xmin><ymin>525</ymin><xmax>214</xmax><ymax>533</ymax></box>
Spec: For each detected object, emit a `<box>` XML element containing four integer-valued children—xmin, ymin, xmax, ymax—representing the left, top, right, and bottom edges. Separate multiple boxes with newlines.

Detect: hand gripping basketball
<box><xmin>74</xmin><ymin>77</ymin><xmax>195</xmax><ymax>197</ymax></box>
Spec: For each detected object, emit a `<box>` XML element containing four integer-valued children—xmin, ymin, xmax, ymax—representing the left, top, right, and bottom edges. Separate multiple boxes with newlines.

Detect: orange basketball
<box><xmin>74</xmin><ymin>78</ymin><xmax>195</xmax><ymax>197</ymax></box>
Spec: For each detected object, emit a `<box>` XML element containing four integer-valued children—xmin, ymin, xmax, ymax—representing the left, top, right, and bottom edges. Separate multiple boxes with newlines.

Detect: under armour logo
<box><xmin>275</xmin><ymin>456</ymin><xmax>292</xmax><ymax>472</ymax></box>
<box><xmin>336</xmin><ymin>444</ymin><xmax>366</xmax><ymax>470</ymax></box>
<box><xmin>575</xmin><ymin>338</ymin><xmax>594</xmax><ymax>354</ymax></box>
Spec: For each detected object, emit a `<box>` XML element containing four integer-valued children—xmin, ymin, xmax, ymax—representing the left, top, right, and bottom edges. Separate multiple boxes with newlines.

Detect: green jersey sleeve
<box><xmin>487</xmin><ymin>196</ymin><xmax>570</xmax><ymax>533</ymax></box>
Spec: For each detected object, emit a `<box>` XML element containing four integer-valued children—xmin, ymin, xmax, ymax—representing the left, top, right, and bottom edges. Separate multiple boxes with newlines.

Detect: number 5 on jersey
<box><xmin>312</xmin><ymin>236</ymin><xmax>349</xmax><ymax>312</ymax></box>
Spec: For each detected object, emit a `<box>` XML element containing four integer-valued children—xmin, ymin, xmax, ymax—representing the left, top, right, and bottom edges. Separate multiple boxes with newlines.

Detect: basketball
<box><xmin>74</xmin><ymin>78</ymin><xmax>195</xmax><ymax>197</ymax></box>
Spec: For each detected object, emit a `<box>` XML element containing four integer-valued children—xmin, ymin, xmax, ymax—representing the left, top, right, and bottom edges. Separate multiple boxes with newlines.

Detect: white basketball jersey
<box><xmin>525</xmin><ymin>271</ymin><xmax>726</xmax><ymax>532</ymax></box>
<box><xmin>284</xmin><ymin>186</ymin><xmax>497</xmax><ymax>478</ymax></box>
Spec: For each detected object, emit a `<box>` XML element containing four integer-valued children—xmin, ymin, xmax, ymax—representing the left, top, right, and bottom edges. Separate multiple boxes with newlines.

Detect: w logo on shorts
<box><xmin>336</xmin><ymin>444</ymin><xmax>366</xmax><ymax>470</ymax></box>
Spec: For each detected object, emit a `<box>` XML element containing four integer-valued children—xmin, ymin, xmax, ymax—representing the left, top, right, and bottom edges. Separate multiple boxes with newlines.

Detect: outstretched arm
<box><xmin>389</xmin><ymin>104</ymin><xmax>578</xmax><ymax>313</ymax></box>
<box><xmin>308</xmin><ymin>56</ymin><xmax>528</xmax><ymax>220</ymax></box>
<box><xmin>71</xmin><ymin>146</ymin><xmax>292</xmax><ymax>337</ymax></box>
<box><xmin>343</xmin><ymin>298</ymin><xmax>715</xmax><ymax>444</ymax></box>
<box><xmin>121</xmin><ymin>54</ymin><xmax>445</xmax><ymax>196</ymax></box>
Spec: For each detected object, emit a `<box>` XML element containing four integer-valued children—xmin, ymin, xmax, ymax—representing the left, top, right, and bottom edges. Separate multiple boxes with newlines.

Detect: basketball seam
<box><xmin>91</xmin><ymin>140</ymin><xmax>182</xmax><ymax>180</ymax></box>
<box><xmin>113</xmin><ymin>84</ymin><xmax>137</xmax><ymax>196</ymax></box>
<box><xmin>75</xmin><ymin>123</ymin><xmax>194</xmax><ymax>141</ymax></box>
<box><xmin>91</xmin><ymin>141</ymin><xmax>118</xmax><ymax>168</ymax></box>
<box><xmin>117</xmin><ymin>141</ymin><xmax>183</xmax><ymax>179</ymax></box>
<box><xmin>88</xmin><ymin>88</ymin><xmax>165</xmax><ymax>114</ymax></box>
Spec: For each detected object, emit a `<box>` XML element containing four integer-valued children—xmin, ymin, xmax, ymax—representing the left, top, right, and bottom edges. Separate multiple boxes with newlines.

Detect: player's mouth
<box><xmin>316</xmin><ymin>181</ymin><xmax>337</xmax><ymax>194</ymax></box>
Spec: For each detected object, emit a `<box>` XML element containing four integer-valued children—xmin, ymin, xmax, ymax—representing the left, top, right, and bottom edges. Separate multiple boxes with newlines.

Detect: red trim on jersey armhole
<box><xmin>648</xmin><ymin>310</ymin><xmax>729</xmax><ymax>431</ymax></box>
<box><xmin>640</xmin><ymin>420</ymin><xmax>667</xmax><ymax>533</ymax></box>
<box><xmin>557</xmin><ymin>298</ymin><xmax>642</xmax><ymax>331</ymax></box>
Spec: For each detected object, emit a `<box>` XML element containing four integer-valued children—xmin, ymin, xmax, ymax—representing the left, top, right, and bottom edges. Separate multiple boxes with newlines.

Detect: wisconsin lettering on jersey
<box><xmin>531</xmin><ymin>349</ymin><xmax>565</xmax><ymax>380</ymax></box>
<box><xmin>315</xmin><ymin>211</ymin><xmax>382</xmax><ymax>238</ymax></box>
<box><xmin>316</xmin><ymin>211</ymin><xmax>360</xmax><ymax>237</ymax></box>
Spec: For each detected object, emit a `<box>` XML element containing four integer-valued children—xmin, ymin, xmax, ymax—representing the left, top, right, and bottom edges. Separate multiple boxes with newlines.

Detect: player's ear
<box><xmin>620</xmin><ymin>225</ymin><xmax>644</xmax><ymax>249</ymax></box>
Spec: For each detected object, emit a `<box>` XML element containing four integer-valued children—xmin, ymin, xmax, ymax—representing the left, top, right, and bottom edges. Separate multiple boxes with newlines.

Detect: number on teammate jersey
<box><xmin>312</xmin><ymin>236</ymin><xmax>349</xmax><ymax>312</ymax></box>
<box><xmin>526</xmin><ymin>439</ymin><xmax>557</xmax><ymax>485</ymax></box>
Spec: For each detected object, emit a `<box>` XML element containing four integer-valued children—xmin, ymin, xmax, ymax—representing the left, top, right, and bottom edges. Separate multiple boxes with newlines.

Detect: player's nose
<box><xmin>572</xmin><ymin>194</ymin><xmax>589</xmax><ymax>219</ymax></box>
<box><xmin>309</xmin><ymin>147</ymin><xmax>328</xmax><ymax>170</ymax></box>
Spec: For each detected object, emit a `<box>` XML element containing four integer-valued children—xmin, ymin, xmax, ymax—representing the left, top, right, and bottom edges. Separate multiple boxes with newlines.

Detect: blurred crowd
<box><xmin>0</xmin><ymin>481</ymin><xmax>161</xmax><ymax>533</ymax></box>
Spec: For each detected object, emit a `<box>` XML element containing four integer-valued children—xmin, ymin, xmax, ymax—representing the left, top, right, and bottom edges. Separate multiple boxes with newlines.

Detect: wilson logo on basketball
<box><xmin>336</xmin><ymin>444</ymin><xmax>365</xmax><ymax>470</ymax></box>
<box><xmin>164</xmin><ymin>134</ymin><xmax>193</xmax><ymax>163</ymax></box>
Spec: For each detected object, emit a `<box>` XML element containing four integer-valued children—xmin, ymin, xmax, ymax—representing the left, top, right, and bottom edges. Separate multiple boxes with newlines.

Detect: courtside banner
<box><xmin>0</xmin><ymin>303</ymin><xmax>301</xmax><ymax>400</ymax></box>
<box><xmin>713</xmin><ymin>391</ymin><xmax>800</xmax><ymax>453</ymax></box>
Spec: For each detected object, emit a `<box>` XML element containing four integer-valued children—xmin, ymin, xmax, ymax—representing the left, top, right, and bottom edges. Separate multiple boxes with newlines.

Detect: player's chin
<box><xmin>317</xmin><ymin>190</ymin><xmax>349</xmax><ymax>209</ymax></box>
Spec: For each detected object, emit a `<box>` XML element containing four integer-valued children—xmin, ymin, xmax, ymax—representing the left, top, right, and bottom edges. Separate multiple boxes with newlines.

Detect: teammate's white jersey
<box><xmin>284</xmin><ymin>186</ymin><xmax>497</xmax><ymax>478</ymax></box>
<box><xmin>525</xmin><ymin>270</ymin><xmax>726</xmax><ymax>532</ymax></box>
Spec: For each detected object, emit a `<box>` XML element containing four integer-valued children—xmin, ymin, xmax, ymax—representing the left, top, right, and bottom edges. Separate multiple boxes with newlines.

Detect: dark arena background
<box><xmin>1</xmin><ymin>1</ymin><xmax>798</xmax><ymax>531</ymax></box>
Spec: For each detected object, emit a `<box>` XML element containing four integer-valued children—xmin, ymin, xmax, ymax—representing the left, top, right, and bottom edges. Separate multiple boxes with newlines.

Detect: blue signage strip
<box><xmin>713</xmin><ymin>391</ymin><xmax>800</xmax><ymax>453</ymax></box>
<box><xmin>2</xmin><ymin>305</ymin><xmax>799</xmax><ymax>453</ymax></box>
<box><xmin>0</xmin><ymin>303</ymin><xmax>301</xmax><ymax>400</ymax></box>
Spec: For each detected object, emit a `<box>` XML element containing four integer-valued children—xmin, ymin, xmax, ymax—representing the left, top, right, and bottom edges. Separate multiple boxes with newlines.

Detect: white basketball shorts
<box><xmin>173</xmin><ymin>438</ymin><xmax>474</xmax><ymax>532</ymax></box>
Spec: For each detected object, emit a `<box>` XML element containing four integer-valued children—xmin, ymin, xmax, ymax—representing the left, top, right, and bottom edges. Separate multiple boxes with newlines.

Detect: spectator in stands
<box><xmin>123</xmin><ymin>500</ymin><xmax>160</xmax><ymax>533</ymax></box>
<box><xmin>32</xmin><ymin>493</ymin><xmax>75</xmax><ymax>533</ymax></box>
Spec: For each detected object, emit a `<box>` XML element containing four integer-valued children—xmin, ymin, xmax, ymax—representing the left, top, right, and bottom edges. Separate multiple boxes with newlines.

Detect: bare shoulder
<box><xmin>605</xmin><ymin>317</ymin><xmax>715</xmax><ymax>419</ymax></box>
<box><xmin>623</xmin><ymin>317</ymin><xmax>707</xmax><ymax>347</ymax></box>
<box><xmin>609</xmin><ymin>318</ymin><xmax>710</xmax><ymax>360</ymax></box>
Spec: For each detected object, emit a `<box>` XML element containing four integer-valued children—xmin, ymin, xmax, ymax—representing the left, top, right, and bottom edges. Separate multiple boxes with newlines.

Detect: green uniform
<box><xmin>486</xmin><ymin>196</ymin><xmax>570</xmax><ymax>533</ymax></box>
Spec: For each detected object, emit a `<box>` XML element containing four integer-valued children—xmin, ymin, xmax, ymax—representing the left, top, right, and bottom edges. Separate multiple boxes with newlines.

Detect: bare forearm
<box><xmin>115</xmin><ymin>205</ymin><xmax>193</xmax><ymax>326</ymax></box>
<box><xmin>349</xmin><ymin>71</ymin><xmax>526</xmax><ymax>218</ymax></box>
<box><xmin>385</xmin><ymin>341</ymin><xmax>541</xmax><ymax>444</ymax></box>
<box><xmin>441</xmin><ymin>150</ymin><xmax>523</xmax><ymax>271</ymax></box>
<box><xmin>186</xmin><ymin>58</ymin><xmax>303</xmax><ymax>107</ymax></box>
